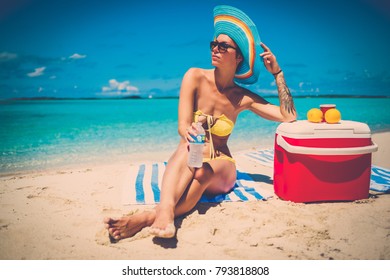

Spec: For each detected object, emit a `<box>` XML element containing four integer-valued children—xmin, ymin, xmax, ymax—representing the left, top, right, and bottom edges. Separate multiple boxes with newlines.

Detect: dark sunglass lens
<box><xmin>219</xmin><ymin>43</ymin><xmax>229</xmax><ymax>51</ymax></box>
<box><xmin>210</xmin><ymin>41</ymin><xmax>218</xmax><ymax>50</ymax></box>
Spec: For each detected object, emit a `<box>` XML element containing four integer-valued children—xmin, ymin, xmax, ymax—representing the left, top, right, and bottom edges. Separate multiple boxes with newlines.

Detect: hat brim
<box><xmin>214</xmin><ymin>5</ymin><xmax>261</xmax><ymax>85</ymax></box>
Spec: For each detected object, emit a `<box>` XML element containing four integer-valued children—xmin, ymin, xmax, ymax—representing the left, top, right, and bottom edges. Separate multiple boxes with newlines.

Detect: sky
<box><xmin>0</xmin><ymin>0</ymin><xmax>389</xmax><ymax>99</ymax></box>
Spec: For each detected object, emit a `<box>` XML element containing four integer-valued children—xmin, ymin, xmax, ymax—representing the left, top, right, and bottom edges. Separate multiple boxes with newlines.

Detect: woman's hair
<box><xmin>235</xmin><ymin>44</ymin><xmax>243</xmax><ymax>70</ymax></box>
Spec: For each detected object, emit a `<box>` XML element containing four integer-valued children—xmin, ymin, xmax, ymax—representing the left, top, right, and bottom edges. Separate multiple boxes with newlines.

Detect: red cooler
<box><xmin>273</xmin><ymin>120</ymin><xmax>378</xmax><ymax>203</ymax></box>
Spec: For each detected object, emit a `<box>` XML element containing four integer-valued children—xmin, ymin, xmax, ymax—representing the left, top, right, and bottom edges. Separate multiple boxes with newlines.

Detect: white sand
<box><xmin>0</xmin><ymin>132</ymin><xmax>389</xmax><ymax>260</ymax></box>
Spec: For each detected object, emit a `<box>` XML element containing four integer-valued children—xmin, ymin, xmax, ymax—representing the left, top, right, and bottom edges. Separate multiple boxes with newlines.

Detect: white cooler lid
<box><xmin>276</xmin><ymin>120</ymin><xmax>371</xmax><ymax>138</ymax></box>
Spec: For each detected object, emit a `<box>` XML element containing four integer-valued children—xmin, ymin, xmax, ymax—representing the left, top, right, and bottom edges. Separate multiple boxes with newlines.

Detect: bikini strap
<box><xmin>194</xmin><ymin>111</ymin><xmax>216</xmax><ymax>159</ymax></box>
<box><xmin>206</xmin><ymin>115</ymin><xmax>215</xmax><ymax>160</ymax></box>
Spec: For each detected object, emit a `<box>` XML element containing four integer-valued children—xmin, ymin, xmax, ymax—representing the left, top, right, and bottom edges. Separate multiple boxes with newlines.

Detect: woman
<box><xmin>104</xmin><ymin>5</ymin><xmax>296</xmax><ymax>240</ymax></box>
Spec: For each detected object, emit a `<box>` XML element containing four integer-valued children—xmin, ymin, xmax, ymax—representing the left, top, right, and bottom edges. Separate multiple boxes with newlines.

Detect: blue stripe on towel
<box><xmin>151</xmin><ymin>163</ymin><xmax>161</xmax><ymax>203</ymax></box>
<box><xmin>220</xmin><ymin>194</ymin><xmax>232</xmax><ymax>202</ymax></box>
<box><xmin>245</xmin><ymin>153</ymin><xmax>271</xmax><ymax>164</ymax></box>
<box><xmin>135</xmin><ymin>164</ymin><xmax>145</xmax><ymax>203</ymax></box>
<box><xmin>259</xmin><ymin>151</ymin><xmax>274</xmax><ymax>161</ymax></box>
<box><xmin>372</xmin><ymin>166</ymin><xmax>390</xmax><ymax>179</ymax></box>
<box><xmin>370</xmin><ymin>165</ymin><xmax>390</xmax><ymax>193</ymax></box>
<box><xmin>242</xmin><ymin>148</ymin><xmax>274</xmax><ymax>167</ymax></box>
<box><xmin>371</xmin><ymin>174</ymin><xmax>388</xmax><ymax>185</ymax></box>
<box><xmin>200</xmin><ymin>193</ymin><xmax>230</xmax><ymax>203</ymax></box>
<box><xmin>242</xmin><ymin>185</ymin><xmax>264</xmax><ymax>200</ymax></box>
<box><xmin>233</xmin><ymin>188</ymin><xmax>249</xmax><ymax>201</ymax></box>
<box><xmin>236</xmin><ymin>170</ymin><xmax>253</xmax><ymax>181</ymax></box>
<box><xmin>245</xmin><ymin>188</ymin><xmax>264</xmax><ymax>200</ymax></box>
<box><xmin>235</xmin><ymin>180</ymin><xmax>264</xmax><ymax>200</ymax></box>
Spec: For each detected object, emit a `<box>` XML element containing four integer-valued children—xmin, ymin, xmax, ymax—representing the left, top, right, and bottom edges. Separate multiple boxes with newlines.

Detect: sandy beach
<box><xmin>0</xmin><ymin>132</ymin><xmax>389</xmax><ymax>260</ymax></box>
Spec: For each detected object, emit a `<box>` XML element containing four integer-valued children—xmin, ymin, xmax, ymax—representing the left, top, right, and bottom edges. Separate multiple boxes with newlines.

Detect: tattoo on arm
<box><xmin>276</xmin><ymin>74</ymin><xmax>296</xmax><ymax>115</ymax></box>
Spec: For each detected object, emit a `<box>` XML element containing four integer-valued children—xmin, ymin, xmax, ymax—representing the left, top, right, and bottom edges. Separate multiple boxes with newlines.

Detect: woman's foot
<box><xmin>104</xmin><ymin>211</ymin><xmax>154</xmax><ymax>242</ymax></box>
<box><xmin>149</xmin><ymin>205</ymin><xmax>176</xmax><ymax>238</ymax></box>
<box><xmin>149</xmin><ymin>222</ymin><xmax>176</xmax><ymax>238</ymax></box>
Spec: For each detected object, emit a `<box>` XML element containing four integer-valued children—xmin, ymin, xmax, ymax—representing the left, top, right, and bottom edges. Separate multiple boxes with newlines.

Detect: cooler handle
<box><xmin>276</xmin><ymin>134</ymin><xmax>378</xmax><ymax>155</ymax></box>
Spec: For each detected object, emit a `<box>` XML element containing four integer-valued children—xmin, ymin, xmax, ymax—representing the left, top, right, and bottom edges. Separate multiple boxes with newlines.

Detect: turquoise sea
<box><xmin>1</xmin><ymin>97</ymin><xmax>390</xmax><ymax>174</ymax></box>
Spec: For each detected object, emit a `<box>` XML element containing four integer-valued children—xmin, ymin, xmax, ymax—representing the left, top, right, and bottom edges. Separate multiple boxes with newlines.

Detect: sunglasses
<box><xmin>210</xmin><ymin>41</ymin><xmax>237</xmax><ymax>53</ymax></box>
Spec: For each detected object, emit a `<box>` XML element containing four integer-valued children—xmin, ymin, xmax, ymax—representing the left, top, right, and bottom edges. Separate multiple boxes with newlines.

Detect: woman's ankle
<box><xmin>144</xmin><ymin>210</ymin><xmax>157</xmax><ymax>227</ymax></box>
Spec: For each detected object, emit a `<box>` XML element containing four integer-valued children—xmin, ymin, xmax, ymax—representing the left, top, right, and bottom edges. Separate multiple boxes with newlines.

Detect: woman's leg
<box><xmin>175</xmin><ymin>159</ymin><xmax>236</xmax><ymax>214</ymax></box>
<box><xmin>104</xmin><ymin>152</ymin><xmax>236</xmax><ymax>240</ymax></box>
<box><xmin>151</xmin><ymin>158</ymin><xmax>236</xmax><ymax>237</ymax></box>
<box><xmin>105</xmin><ymin>140</ymin><xmax>195</xmax><ymax>240</ymax></box>
<box><xmin>149</xmin><ymin>139</ymin><xmax>205</xmax><ymax>235</ymax></box>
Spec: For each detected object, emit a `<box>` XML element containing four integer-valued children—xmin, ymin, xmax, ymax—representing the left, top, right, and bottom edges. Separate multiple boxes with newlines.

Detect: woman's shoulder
<box><xmin>181</xmin><ymin>68</ymin><xmax>213</xmax><ymax>85</ymax></box>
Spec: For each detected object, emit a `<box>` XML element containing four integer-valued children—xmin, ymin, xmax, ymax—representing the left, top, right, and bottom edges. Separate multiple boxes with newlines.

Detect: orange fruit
<box><xmin>325</xmin><ymin>108</ymin><xmax>341</xmax><ymax>124</ymax></box>
<box><xmin>307</xmin><ymin>108</ymin><xmax>323</xmax><ymax>123</ymax></box>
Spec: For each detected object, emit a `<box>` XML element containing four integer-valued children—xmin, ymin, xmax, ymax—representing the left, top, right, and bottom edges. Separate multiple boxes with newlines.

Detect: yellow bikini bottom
<box><xmin>203</xmin><ymin>154</ymin><xmax>236</xmax><ymax>164</ymax></box>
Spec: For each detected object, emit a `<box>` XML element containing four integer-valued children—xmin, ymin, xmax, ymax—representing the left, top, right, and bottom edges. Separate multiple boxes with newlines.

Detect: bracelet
<box><xmin>272</xmin><ymin>69</ymin><xmax>283</xmax><ymax>76</ymax></box>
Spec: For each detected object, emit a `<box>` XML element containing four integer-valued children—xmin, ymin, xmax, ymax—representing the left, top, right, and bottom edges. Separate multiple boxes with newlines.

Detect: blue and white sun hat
<box><xmin>213</xmin><ymin>5</ymin><xmax>262</xmax><ymax>84</ymax></box>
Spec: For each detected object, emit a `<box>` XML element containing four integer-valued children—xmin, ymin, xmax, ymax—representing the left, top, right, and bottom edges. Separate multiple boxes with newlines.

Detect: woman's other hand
<box><xmin>260</xmin><ymin>42</ymin><xmax>282</xmax><ymax>75</ymax></box>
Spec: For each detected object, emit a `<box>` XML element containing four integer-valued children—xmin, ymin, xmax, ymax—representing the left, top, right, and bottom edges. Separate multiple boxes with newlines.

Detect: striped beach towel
<box><xmin>122</xmin><ymin>150</ymin><xmax>390</xmax><ymax>205</ymax></box>
<box><xmin>370</xmin><ymin>165</ymin><xmax>390</xmax><ymax>193</ymax></box>
<box><xmin>241</xmin><ymin>148</ymin><xmax>390</xmax><ymax>193</ymax></box>
<box><xmin>241</xmin><ymin>148</ymin><xmax>274</xmax><ymax>167</ymax></box>
<box><xmin>122</xmin><ymin>162</ymin><xmax>273</xmax><ymax>205</ymax></box>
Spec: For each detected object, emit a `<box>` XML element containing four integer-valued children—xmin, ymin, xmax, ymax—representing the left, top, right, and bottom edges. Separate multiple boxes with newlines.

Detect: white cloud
<box><xmin>101</xmin><ymin>79</ymin><xmax>139</xmax><ymax>96</ymax></box>
<box><xmin>27</xmin><ymin>67</ymin><xmax>46</xmax><ymax>77</ymax></box>
<box><xmin>299</xmin><ymin>81</ymin><xmax>313</xmax><ymax>88</ymax></box>
<box><xmin>69</xmin><ymin>53</ymin><xmax>87</xmax><ymax>59</ymax></box>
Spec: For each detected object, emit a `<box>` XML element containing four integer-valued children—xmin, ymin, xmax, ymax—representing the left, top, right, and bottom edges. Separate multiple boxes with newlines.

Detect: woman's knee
<box><xmin>193</xmin><ymin>164</ymin><xmax>213</xmax><ymax>184</ymax></box>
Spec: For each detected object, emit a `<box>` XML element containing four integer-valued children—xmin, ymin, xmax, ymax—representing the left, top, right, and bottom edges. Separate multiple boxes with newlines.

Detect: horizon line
<box><xmin>1</xmin><ymin>94</ymin><xmax>390</xmax><ymax>102</ymax></box>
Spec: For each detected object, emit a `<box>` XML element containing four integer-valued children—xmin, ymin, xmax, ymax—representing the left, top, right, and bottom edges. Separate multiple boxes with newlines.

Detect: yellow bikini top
<box><xmin>194</xmin><ymin>110</ymin><xmax>234</xmax><ymax>137</ymax></box>
<box><xmin>194</xmin><ymin>110</ymin><xmax>234</xmax><ymax>159</ymax></box>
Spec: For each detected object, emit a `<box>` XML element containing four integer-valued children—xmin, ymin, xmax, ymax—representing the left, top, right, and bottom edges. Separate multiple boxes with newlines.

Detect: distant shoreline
<box><xmin>1</xmin><ymin>94</ymin><xmax>390</xmax><ymax>102</ymax></box>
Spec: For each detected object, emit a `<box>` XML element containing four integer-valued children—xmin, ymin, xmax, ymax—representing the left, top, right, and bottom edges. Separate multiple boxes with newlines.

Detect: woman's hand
<box><xmin>184</xmin><ymin>122</ymin><xmax>198</xmax><ymax>143</ymax></box>
<box><xmin>259</xmin><ymin>42</ymin><xmax>282</xmax><ymax>75</ymax></box>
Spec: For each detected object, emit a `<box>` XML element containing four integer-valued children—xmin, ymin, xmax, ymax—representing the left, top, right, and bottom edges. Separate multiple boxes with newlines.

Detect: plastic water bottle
<box><xmin>187</xmin><ymin>122</ymin><xmax>206</xmax><ymax>168</ymax></box>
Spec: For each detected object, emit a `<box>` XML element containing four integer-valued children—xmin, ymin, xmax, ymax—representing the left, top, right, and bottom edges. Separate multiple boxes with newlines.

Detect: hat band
<box><xmin>214</xmin><ymin>14</ymin><xmax>255</xmax><ymax>80</ymax></box>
